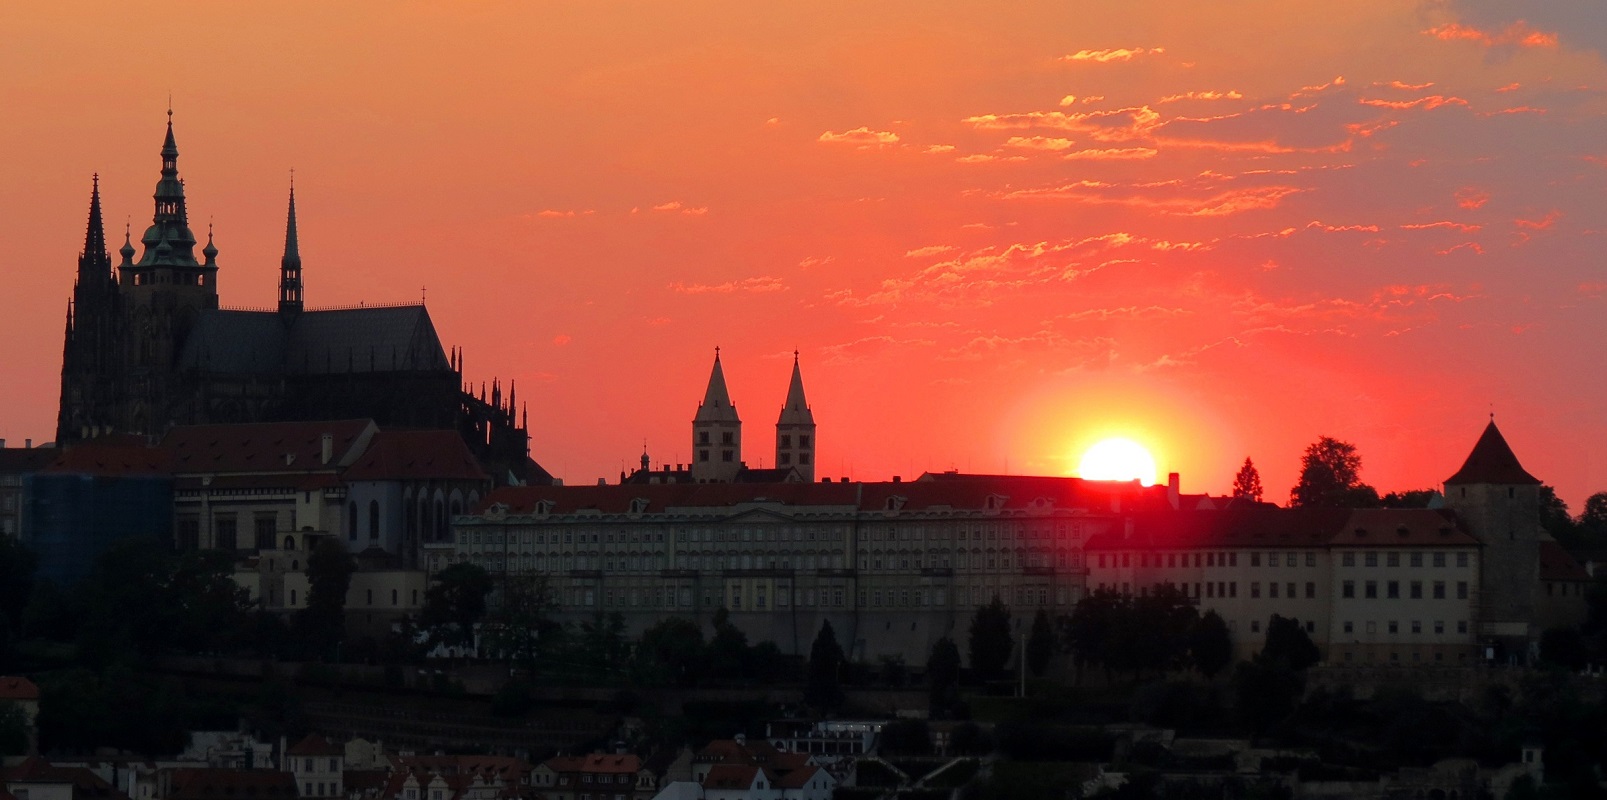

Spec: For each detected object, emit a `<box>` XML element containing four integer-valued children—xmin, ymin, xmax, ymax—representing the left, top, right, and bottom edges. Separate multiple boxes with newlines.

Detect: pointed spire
<box><xmin>119</xmin><ymin>219</ymin><xmax>136</xmax><ymax>265</ymax></box>
<box><xmin>138</xmin><ymin>108</ymin><xmax>199</xmax><ymax>267</ymax></box>
<box><xmin>278</xmin><ymin>177</ymin><xmax>304</xmax><ymax>315</ymax></box>
<box><xmin>78</xmin><ymin>175</ymin><xmax>112</xmax><ymax>286</ymax></box>
<box><xmin>694</xmin><ymin>347</ymin><xmax>740</xmax><ymax>423</ymax></box>
<box><xmin>202</xmin><ymin>221</ymin><xmax>218</xmax><ymax>265</ymax></box>
<box><xmin>778</xmin><ymin>350</ymin><xmax>814</xmax><ymax>425</ymax></box>
<box><xmin>162</xmin><ymin>106</ymin><xmax>178</xmax><ymax>161</ymax></box>
<box><xmin>1446</xmin><ymin>420</ymin><xmax>1541</xmax><ymax>485</ymax></box>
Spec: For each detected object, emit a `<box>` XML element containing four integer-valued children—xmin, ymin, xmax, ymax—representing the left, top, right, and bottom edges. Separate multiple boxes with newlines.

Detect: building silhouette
<box><xmin>55</xmin><ymin>113</ymin><xmax>544</xmax><ymax>484</ymax></box>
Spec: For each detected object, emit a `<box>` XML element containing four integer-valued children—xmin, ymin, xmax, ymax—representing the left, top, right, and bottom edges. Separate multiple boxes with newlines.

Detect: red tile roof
<box><xmin>287</xmin><ymin>734</ymin><xmax>343</xmax><ymax>757</ymax></box>
<box><xmin>773</xmin><ymin>764</ymin><xmax>824</xmax><ymax>790</ymax></box>
<box><xmin>543</xmin><ymin>753</ymin><xmax>639</xmax><ymax>775</ymax></box>
<box><xmin>0</xmin><ymin>676</ymin><xmax>39</xmax><ymax>700</ymax></box>
<box><xmin>1445</xmin><ymin>421</ymin><xmax>1541</xmax><ymax>486</ymax></box>
<box><xmin>0</xmin><ymin>447</ymin><xmax>58</xmax><ymax>474</ymax></box>
<box><xmin>45</xmin><ymin>439</ymin><xmax>170</xmax><ymax>476</ymax></box>
<box><xmin>1334</xmin><ymin>509</ymin><xmax>1481</xmax><ymax>548</ymax></box>
<box><xmin>342</xmin><ymin>430</ymin><xmax>488</xmax><ymax>482</ymax></box>
<box><xmin>702</xmin><ymin>764</ymin><xmax>761</xmax><ymax>790</ymax></box>
<box><xmin>2</xmin><ymin>758</ymin><xmax>130</xmax><ymax>800</ymax></box>
<box><xmin>163</xmin><ymin>420</ymin><xmax>376</xmax><ymax>475</ymax></box>
<box><xmin>1082</xmin><ymin>507</ymin><xmax>1478</xmax><ymax>551</ymax></box>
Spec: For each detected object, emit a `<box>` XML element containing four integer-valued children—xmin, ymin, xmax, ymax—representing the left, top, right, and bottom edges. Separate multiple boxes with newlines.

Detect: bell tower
<box><xmin>1443</xmin><ymin>418</ymin><xmax>1543</xmax><ymax>646</ymax></box>
<box><xmin>691</xmin><ymin>349</ymin><xmax>742</xmax><ymax>483</ymax></box>
<box><xmin>775</xmin><ymin>352</ymin><xmax>816</xmax><ymax>482</ymax></box>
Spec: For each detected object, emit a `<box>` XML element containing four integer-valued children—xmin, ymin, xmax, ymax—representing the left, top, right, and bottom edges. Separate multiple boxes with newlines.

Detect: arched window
<box><xmin>369</xmin><ymin>500</ymin><xmax>380</xmax><ymax>540</ymax></box>
<box><xmin>284</xmin><ymin>535</ymin><xmax>295</xmax><ymax>551</ymax></box>
<box><xmin>435</xmin><ymin>499</ymin><xmax>446</xmax><ymax>540</ymax></box>
<box><xmin>348</xmin><ymin>502</ymin><xmax>358</xmax><ymax>540</ymax></box>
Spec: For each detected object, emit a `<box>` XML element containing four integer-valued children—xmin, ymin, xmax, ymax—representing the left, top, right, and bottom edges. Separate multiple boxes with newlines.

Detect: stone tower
<box><xmin>278</xmin><ymin>182</ymin><xmax>304</xmax><ymax>316</ymax></box>
<box><xmin>691</xmin><ymin>349</ymin><xmax>742</xmax><ymax>482</ymax></box>
<box><xmin>775</xmin><ymin>352</ymin><xmax>816</xmax><ymax>482</ymax></box>
<box><xmin>56</xmin><ymin>175</ymin><xmax>121</xmax><ymax>442</ymax></box>
<box><xmin>1443</xmin><ymin>419</ymin><xmax>1543</xmax><ymax>643</ymax></box>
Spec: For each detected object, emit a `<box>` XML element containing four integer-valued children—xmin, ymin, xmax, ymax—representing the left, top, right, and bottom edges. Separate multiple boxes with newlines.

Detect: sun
<box><xmin>1078</xmin><ymin>437</ymin><xmax>1159</xmax><ymax>485</ymax></box>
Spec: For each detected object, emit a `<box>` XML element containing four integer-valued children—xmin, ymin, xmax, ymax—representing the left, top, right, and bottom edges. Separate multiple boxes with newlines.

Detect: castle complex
<box><xmin>55</xmin><ymin>113</ymin><xmax>542</xmax><ymax>484</ymax></box>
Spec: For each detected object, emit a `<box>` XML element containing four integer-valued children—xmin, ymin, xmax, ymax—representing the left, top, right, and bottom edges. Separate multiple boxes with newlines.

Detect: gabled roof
<box><xmin>163</xmin><ymin>420</ymin><xmax>376</xmax><ymax>474</ymax></box>
<box><xmin>3</xmin><ymin>758</ymin><xmax>130</xmax><ymax>800</ymax></box>
<box><xmin>701</xmin><ymin>764</ymin><xmax>761</xmax><ymax>790</ymax></box>
<box><xmin>1333</xmin><ymin>509</ymin><xmax>1480</xmax><ymax>548</ymax></box>
<box><xmin>0</xmin><ymin>447</ymin><xmax>59</xmax><ymax>474</ymax></box>
<box><xmin>1445</xmin><ymin>420</ymin><xmax>1541</xmax><ymax>486</ymax></box>
<box><xmin>773</xmin><ymin>764</ymin><xmax>827</xmax><ymax>789</ymax></box>
<box><xmin>287</xmin><ymin>734</ymin><xmax>343</xmax><ymax>757</ymax></box>
<box><xmin>342</xmin><ymin>430</ymin><xmax>488</xmax><ymax>482</ymax></box>
<box><xmin>0</xmin><ymin>676</ymin><xmax>39</xmax><ymax>700</ymax></box>
<box><xmin>286</xmin><ymin>306</ymin><xmax>451</xmax><ymax>375</ymax></box>
<box><xmin>543</xmin><ymin>753</ymin><xmax>640</xmax><ymax>775</ymax></box>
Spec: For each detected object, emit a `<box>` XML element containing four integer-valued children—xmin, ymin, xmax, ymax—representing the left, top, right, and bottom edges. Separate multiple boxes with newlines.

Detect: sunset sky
<box><xmin>4</xmin><ymin>1</ymin><xmax>1606</xmax><ymax>507</ymax></box>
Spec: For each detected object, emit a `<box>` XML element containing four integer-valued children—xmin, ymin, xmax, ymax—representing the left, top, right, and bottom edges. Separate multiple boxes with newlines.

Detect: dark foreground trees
<box><xmin>805</xmin><ymin>620</ymin><xmax>845</xmax><ymax>712</ymax></box>
<box><xmin>1060</xmin><ymin>586</ymin><xmax>1228</xmax><ymax>683</ymax></box>
<box><xmin>969</xmin><ymin>595</ymin><xmax>1013</xmax><ymax>680</ymax></box>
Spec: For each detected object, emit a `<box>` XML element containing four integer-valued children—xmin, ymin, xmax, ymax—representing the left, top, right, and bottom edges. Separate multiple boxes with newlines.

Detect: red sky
<box><xmin>3</xmin><ymin>1</ymin><xmax>1606</xmax><ymax>508</ymax></box>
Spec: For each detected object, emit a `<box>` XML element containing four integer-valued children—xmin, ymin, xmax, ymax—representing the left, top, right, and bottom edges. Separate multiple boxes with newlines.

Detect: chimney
<box><xmin>892</xmin><ymin>476</ymin><xmax>901</xmax><ymax>483</ymax></box>
<box><xmin>320</xmin><ymin>433</ymin><xmax>333</xmax><ymax>465</ymax></box>
<box><xmin>0</xmin><ymin>439</ymin><xmax>6</xmax><ymax>448</ymax></box>
<box><xmin>24</xmin><ymin>439</ymin><xmax>31</xmax><ymax>449</ymax></box>
<box><xmin>1167</xmin><ymin>472</ymin><xmax>1180</xmax><ymax>509</ymax></box>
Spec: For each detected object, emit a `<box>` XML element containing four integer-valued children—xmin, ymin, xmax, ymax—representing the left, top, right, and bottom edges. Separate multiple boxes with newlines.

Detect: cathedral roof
<box><xmin>176</xmin><ymin>305</ymin><xmax>451</xmax><ymax>375</ymax></box>
<box><xmin>162</xmin><ymin>419</ymin><xmax>377</xmax><ymax>473</ymax></box>
<box><xmin>694</xmin><ymin>351</ymin><xmax>740</xmax><ymax>424</ymax></box>
<box><xmin>1445</xmin><ymin>420</ymin><xmax>1541</xmax><ymax>486</ymax></box>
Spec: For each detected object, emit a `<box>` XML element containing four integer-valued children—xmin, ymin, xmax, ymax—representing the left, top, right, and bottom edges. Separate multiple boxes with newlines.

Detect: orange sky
<box><xmin>3</xmin><ymin>1</ymin><xmax>1606</xmax><ymax>507</ymax></box>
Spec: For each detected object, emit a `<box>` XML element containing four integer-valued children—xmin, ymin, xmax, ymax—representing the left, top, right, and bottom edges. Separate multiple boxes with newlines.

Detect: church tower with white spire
<box><xmin>775</xmin><ymin>352</ymin><xmax>816</xmax><ymax>482</ymax></box>
<box><xmin>691</xmin><ymin>349</ymin><xmax>743</xmax><ymax>483</ymax></box>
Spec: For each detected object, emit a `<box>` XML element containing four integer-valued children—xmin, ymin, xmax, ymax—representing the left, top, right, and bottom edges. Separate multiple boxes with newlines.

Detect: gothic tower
<box><xmin>775</xmin><ymin>352</ymin><xmax>816</xmax><ymax>482</ymax></box>
<box><xmin>55</xmin><ymin>175</ymin><xmax>121</xmax><ymax>443</ymax></box>
<box><xmin>115</xmin><ymin>111</ymin><xmax>220</xmax><ymax>436</ymax></box>
<box><xmin>1442</xmin><ymin>419</ymin><xmax>1543</xmax><ymax>644</ymax></box>
<box><xmin>691</xmin><ymin>349</ymin><xmax>742</xmax><ymax>482</ymax></box>
<box><xmin>278</xmin><ymin>181</ymin><xmax>303</xmax><ymax>316</ymax></box>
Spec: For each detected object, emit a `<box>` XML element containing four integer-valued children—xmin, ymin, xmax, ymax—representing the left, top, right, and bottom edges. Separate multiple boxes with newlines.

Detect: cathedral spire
<box><xmin>78</xmin><ymin>174</ymin><xmax>112</xmax><ymax>288</ymax></box>
<box><xmin>279</xmin><ymin>178</ymin><xmax>304</xmax><ymax>315</ymax></box>
<box><xmin>136</xmin><ymin>109</ymin><xmax>200</xmax><ymax>268</ymax></box>
<box><xmin>694</xmin><ymin>348</ymin><xmax>740</xmax><ymax>423</ymax></box>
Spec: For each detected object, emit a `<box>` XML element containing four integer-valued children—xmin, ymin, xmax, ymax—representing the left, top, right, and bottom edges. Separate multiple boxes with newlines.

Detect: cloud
<box><xmin>998</xmin><ymin>182</ymin><xmax>1303</xmax><ymax>217</ymax></box>
<box><xmin>552</xmin><ymin>334</ymin><xmax>572</xmax><ymax>346</ymax></box>
<box><xmin>1436</xmin><ymin>242</ymin><xmax>1486</xmax><ymax>256</ymax></box>
<box><xmin>1005</xmin><ymin>136</ymin><xmax>1076</xmax><ymax>151</ymax></box>
<box><xmin>1401</xmin><ymin>221</ymin><xmax>1483</xmax><ymax>232</ymax></box>
<box><xmin>818</xmin><ymin>126</ymin><xmax>901</xmax><ymax>146</ymax></box>
<box><xmin>1371</xmin><ymin>80</ymin><xmax>1436</xmax><ymax>90</ymax></box>
<box><xmin>1158</xmin><ymin>90</ymin><xmax>1244</xmax><ymax>103</ymax></box>
<box><xmin>1423</xmin><ymin>21</ymin><xmax>1559</xmax><ymax>48</ymax></box>
<box><xmin>652</xmin><ymin>201</ymin><xmax>708</xmax><ymax>215</ymax></box>
<box><xmin>1058</xmin><ymin>306</ymin><xmax>1190</xmax><ymax>322</ymax></box>
<box><xmin>1062</xmin><ymin>147</ymin><xmax>1157</xmax><ymax>160</ymax></box>
<box><xmin>924</xmin><ymin>144</ymin><xmax>956</xmax><ymax>154</ymax></box>
<box><xmin>1514</xmin><ymin>210</ymin><xmax>1562</xmax><ymax>229</ymax></box>
<box><xmin>819</xmin><ymin>335</ymin><xmax>935</xmax><ymax>365</ymax></box>
<box><xmin>669</xmin><ymin>276</ymin><xmax>787</xmax><ymax>294</ymax></box>
<box><xmin>1357</xmin><ymin>95</ymin><xmax>1469</xmax><ymax>111</ymax></box>
<box><xmin>905</xmin><ymin>245</ymin><xmax>956</xmax><ymax>258</ymax></box>
<box><xmin>1062</xmin><ymin>47</ymin><xmax>1164</xmax><ymax>63</ymax></box>
<box><xmin>1455</xmin><ymin>187</ymin><xmax>1490</xmax><ymax>210</ymax></box>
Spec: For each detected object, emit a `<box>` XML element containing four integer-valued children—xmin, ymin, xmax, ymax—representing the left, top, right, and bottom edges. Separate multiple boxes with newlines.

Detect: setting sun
<box><xmin>1078</xmin><ymin>438</ymin><xmax>1159</xmax><ymax>486</ymax></box>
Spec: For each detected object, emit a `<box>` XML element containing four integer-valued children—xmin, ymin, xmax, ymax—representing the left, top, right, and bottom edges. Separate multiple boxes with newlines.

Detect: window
<box><xmin>1251</xmin><ymin>552</ymin><xmax>1261</xmax><ymax>567</ymax></box>
<box><xmin>1268</xmin><ymin>553</ymin><xmax>1278</xmax><ymax>567</ymax></box>
<box><xmin>1457</xmin><ymin>552</ymin><xmax>1469</xmax><ymax>568</ymax></box>
<box><xmin>1387</xmin><ymin>581</ymin><xmax>1400</xmax><ymax>599</ymax></box>
<box><xmin>1305</xmin><ymin>582</ymin><xmax>1316</xmax><ymax>599</ymax></box>
<box><xmin>255</xmin><ymin>516</ymin><xmax>277</xmax><ymax>550</ymax></box>
<box><xmin>1365</xmin><ymin>553</ymin><xmax>1378</xmax><ymax>567</ymax></box>
<box><xmin>1388</xmin><ymin>620</ymin><xmax>1398</xmax><ymax>634</ymax></box>
<box><xmin>1411</xmin><ymin>620</ymin><xmax>1422</xmax><ymax>634</ymax></box>
<box><xmin>1433</xmin><ymin>581</ymin><xmax>1446</xmax><ymax>599</ymax></box>
<box><xmin>1434</xmin><ymin>620</ymin><xmax>1444</xmax><ymax>634</ymax></box>
<box><xmin>780</xmin><ymin>435</ymin><xmax>791</xmax><ymax>448</ymax></box>
<box><xmin>1342</xmin><ymin>580</ymin><xmax>1355</xmax><ymax>598</ymax></box>
<box><xmin>1251</xmin><ymin>582</ymin><xmax>1261</xmax><ymax>599</ymax></box>
<box><xmin>1410</xmin><ymin>581</ymin><xmax>1423</xmax><ymax>599</ymax></box>
<box><xmin>698</xmin><ymin>432</ymin><xmax>709</xmax><ymax>444</ymax></box>
<box><xmin>348</xmin><ymin>501</ymin><xmax>358</xmax><ymax>540</ymax></box>
<box><xmin>1387</xmin><ymin>552</ymin><xmax>1400</xmax><ymax>568</ymax></box>
<box><xmin>1306</xmin><ymin>552</ymin><xmax>1317</xmax><ymax>567</ymax></box>
<box><xmin>369</xmin><ymin>500</ymin><xmax>380</xmax><ymax>539</ymax></box>
<box><xmin>721</xmin><ymin>450</ymin><xmax>734</xmax><ymax>462</ymax></box>
<box><xmin>1342</xmin><ymin>552</ymin><xmax>1355</xmax><ymax>567</ymax></box>
<box><xmin>1410</xmin><ymin>552</ymin><xmax>1423</xmax><ymax>568</ymax></box>
<box><xmin>1365</xmin><ymin>581</ymin><xmax>1377</xmax><ymax>599</ymax></box>
<box><xmin>1251</xmin><ymin>620</ymin><xmax>1261</xmax><ymax>633</ymax></box>
<box><xmin>1457</xmin><ymin>581</ymin><xmax>1468</xmax><ymax>599</ymax></box>
<box><xmin>1343</xmin><ymin>621</ymin><xmax>1353</xmax><ymax>634</ymax></box>
<box><xmin>1269</xmin><ymin>582</ymin><xmax>1279</xmax><ymax>599</ymax></box>
<box><xmin>1458</xmin><ymin>620</ymin><xmax>1468</xmax><ymax>634</ymax></box>
<box><xmin>1433</xmin><ymin>552</ymin><xmax>1447</xmax><ymax>567</ymax></box>
<box><xmin>215</xmin><ymin>515</ymin><xmax>238</xmax><ymax>550</ymax></box>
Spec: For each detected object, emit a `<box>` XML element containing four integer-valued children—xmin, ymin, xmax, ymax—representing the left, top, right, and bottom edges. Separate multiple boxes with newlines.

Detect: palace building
<box><xmin>55</xmin><ymin>113</ymin><xmax>544</xmax><ymax>484</ymax></box>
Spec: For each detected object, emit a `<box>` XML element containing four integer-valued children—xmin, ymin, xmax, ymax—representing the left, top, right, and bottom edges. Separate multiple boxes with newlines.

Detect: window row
<box><xmin>1340</xmin><ymin>579</ymin><xmax>1468</xmax><ymax>600</ymax></box>
<box><xmin>1339</xmin><ymin>551</ymin><xmax>1469</xmax><ymax>569</ymax></box>
<box><xmin>1339</xmin><ymin>619</ymin><xmax>1468</xmax><ymax>636</ymax></box>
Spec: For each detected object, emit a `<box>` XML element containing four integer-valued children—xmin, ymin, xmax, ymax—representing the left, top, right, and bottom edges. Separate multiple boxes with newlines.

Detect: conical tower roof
<box><xmin>778</xmin><ymin>353</ymin><xmax>814</xmax><ymax>425</ymax></box>
<box><xmin>694</xmin><ymin>350</ymin><xmax>740</xmax><ymax>423</ymax></box>
<box><xmin>1445</xmin><ymin>420</ymin><xmax>1541</xmax><ymax>485</ymax></box>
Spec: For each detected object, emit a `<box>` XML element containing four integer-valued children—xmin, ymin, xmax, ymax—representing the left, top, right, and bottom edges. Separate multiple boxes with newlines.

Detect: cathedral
<box><xmin>56</xmin><ymin>113</ymin><xmax>546</xmax><ymax>484</ymax></box>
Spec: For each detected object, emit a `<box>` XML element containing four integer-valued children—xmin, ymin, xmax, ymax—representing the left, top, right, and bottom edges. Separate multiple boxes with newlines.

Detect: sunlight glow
<box><xmin>1078</xmin><ymin>437</ymin><xmax>1159</xmax><ymax>485</ymax></box>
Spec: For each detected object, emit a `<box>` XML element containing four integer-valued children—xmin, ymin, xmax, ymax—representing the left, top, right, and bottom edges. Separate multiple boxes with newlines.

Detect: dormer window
<box><xmin>630</xmin><ymin>498</ymin><xmax>650</xmax><ymax>514</ymax></box>
<box><xmin>535</xmin><ymin>500</ymin><xmax>555</xmax><ymax>516</ymax></box>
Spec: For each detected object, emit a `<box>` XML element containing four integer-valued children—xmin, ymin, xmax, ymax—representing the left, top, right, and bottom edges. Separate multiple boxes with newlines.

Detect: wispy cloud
<box><xmin>669</xmin><ymin>276</ymin><xmax>787</xmax><ymax>294</ymax></box>
<box><xmin>818</xmin><ymin>127</ymin><xmax>901</xmax><ymax>146</ymax></box>
<box><xmin>1423</xmin><ymin>21</ymin><xmax>1558</xmax><ymax>48</ymax></box>
<box><xmin>1062</xmin><ymin>47</ymin><xmax>1164</xmax><ymax>63</ymax></box>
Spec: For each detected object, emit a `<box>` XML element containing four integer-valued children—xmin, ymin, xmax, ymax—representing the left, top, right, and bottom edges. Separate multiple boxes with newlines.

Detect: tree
<box><xmin>0</xmin><ymin>702</ymin><xmax>27</xmax><ymax>757</ymax></box>
<box><xmin>1232</xmin><ymin>458</ymin><xmax>1263</xmax><ymax>503</ymax></box>
<box><xmin>482</xmin><ymin>574</ymin><xmax>556</xmax><ymax>671</ymax></box>
<box><xmin>1379</xmin><ymin>489</ymin><xmax>1438</xmax><ymax>508</ymax></box>
<box><xmin>926</xmin><ymin>637</ymin><xmax>961</xmax><ymax>717</ymax></box>
<box><xmin>968</xmin><ymin>595</ymin><xmax>1013</xmax><ymax>680</ymax></box>
<box><xmin>1062</xmin><ymin>588</ymin><xmax>1122</xmax><ymax>683</ymax></box>
<box><xmin>1026</xmin><ymin>608</ymin><xmax>1055</xmax><ymax>677</ymax></box>
<box><xmin>1189</xmin><ymin>610</ymin><xmax>1233</xmax><ymax>679</ymax></box>
<box><xmin>706</xmin><ymin>607</ymin><xmax>751</xmax><ymax>680</ymax></box>
<box><xmin>1290</xmin><ymin>436</ymin><xmax>1379</xmax><ymax>508</ymax></box>
<box><xmin>299</xmin><ymin>537</ymin><xmax>357</xmax><ymax>659</ymax></box>
<box><xmin>1260</xmin><ymin>614</ymin><xmax>1320</xmax><ymax>671</ymax></box>
<box><xmin>804</xmin><ymin>620</ymin><xmax>845</xmax><ymax>712</ymax></box>
<box><xmin>879</xmin><ymin>719</ymin><xmax>932</xmax><ymax>755</ymax></box>
<box><xmin>0</xmin><ymin>537</ymin><xmax>36</xmax><ymax>633</ymax></box>
<box><xmin>1539</xmin><ymin>627</ymin><xmax>1589</xmax><ymax>671</ymax></box>
<box><xmin>633</xmin><ymin>616</ymin><xmax>706</xmax><ymax>687</ymax></box>
<box><xmin>420</xmin><ymin>562</ymin><xmax>493</xmax><ymax>654</ymax></box>
<box><xmin>1540</xmin><ymin>485</ymin><xmax>1581</xmax><ymax>547</ymax></box>
<box><xmin>1578</xmin><ymin>492</ymin><xmax>1607</xmax><ymax>544</ymax></box>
